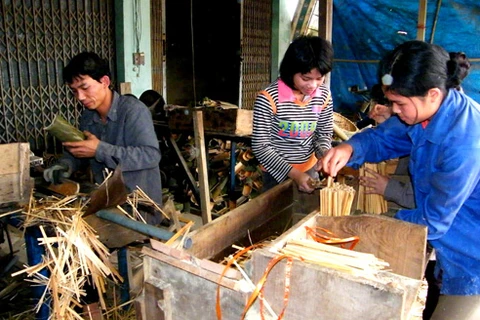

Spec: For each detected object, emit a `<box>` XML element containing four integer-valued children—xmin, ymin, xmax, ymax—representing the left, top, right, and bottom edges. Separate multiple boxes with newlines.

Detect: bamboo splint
<box><xmin>280</xmin><ymin>238</ymin><xmax>390</xmax><ymax>276</ymax></box>
<box><xmin>357</xmin><ymin>162</ymin><xmax>389</xmax><ymax>214</ymax></box>
<box><xmin>319</xmin><ymin>177</ymin><xmax>356</xmax><ymax>216</ymax></box>
<box><xmin>12</xmin><ymin>194</ymin><xmax>122</xmax><ymax>319</ymax></box>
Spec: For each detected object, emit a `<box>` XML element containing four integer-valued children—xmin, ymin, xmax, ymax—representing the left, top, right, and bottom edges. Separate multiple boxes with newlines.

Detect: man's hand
<box><xmin>63</xmin><ymin>131</ymin><xmax>100</xmax><ymax>158</ymax></box>
<box><xmin>288</xmin><ymin>168</ymin><xmax>314</xmax><ymax>193</ymax></box>
<box><xmin>321</xmin><ymin>144</ymin><xmax>353</xmax><ymax>177</ymax></box>
<box><xmin>43</xmin><ymin>163</ymin><xmax>70</xmax><ymax>184</ymax></box>
<box><xmin>359</xmin><ymin>167</ymin><xmax>389</xmax><ymax>195</ymax></box>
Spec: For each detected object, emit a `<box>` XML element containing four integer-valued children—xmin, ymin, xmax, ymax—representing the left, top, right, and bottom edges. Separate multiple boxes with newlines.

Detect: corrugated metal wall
<box><xmin>240</xmin><ymin>0</ymin><xmax>272</xmax><ymax>110</ymax></box>
<box><xmin>0</xmin><ymin>0</ymin><xmax>116</xmax><ymax>154</ymax></box>
<box><xmin>150</xmin><ymin>0</ymin><xmax>164</xmax><ymax>95</ymax></box>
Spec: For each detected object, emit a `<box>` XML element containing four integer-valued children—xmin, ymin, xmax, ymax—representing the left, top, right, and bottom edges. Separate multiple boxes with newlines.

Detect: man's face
<box><xmin>68</xmin><ymin>75</ymin><xmax>110</xmax><ymax>111</ymax></box>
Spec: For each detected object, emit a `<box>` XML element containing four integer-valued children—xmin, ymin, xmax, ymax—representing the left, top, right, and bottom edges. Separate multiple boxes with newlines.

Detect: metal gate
<box><xmin>0</xmin><ymin>0</ymin><xmax>116</xmax><ymax>154</ymax></box>
<box><xmin>240</xmin><ymin>0</ymin><xmax>272</xmax><ymax>110</ymax></box>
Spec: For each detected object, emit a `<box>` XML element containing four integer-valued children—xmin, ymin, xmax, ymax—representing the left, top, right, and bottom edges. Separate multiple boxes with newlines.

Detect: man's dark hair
<box><xmin>63</xmin><ymin>52</ymin><xmax>111</xmax><ymax>84</ymax></box>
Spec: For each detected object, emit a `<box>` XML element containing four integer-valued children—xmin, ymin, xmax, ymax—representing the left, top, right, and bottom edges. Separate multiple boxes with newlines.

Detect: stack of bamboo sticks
<box><xmin>320</xmin><ymin>177</ymin><xmax>356</xmax><ymax>216</ymax></box>
<box><xmin>12</xmin><ymin>194</ymin><xmax>122</xmax><ymax>319</ymax></box>
<box><xmin>280</xmin><ymin>239</ymin><xmax>389</xmax><ymax>276</ymax></box>
<box><xmin>357</xmin><ymin>162</ymin><xmax>388</xmax><ymax>214</ymax></box>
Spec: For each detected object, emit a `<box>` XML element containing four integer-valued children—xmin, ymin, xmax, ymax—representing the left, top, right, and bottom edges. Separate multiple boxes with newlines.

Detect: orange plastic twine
<box><xmin>216</xmin><ymin>244</ymin><xmax>262</xmax><ymax>320</ymax></box>
<box><xmin>216</xmin><ymin>244</ymin><xmax>294</xmax><ymax>320</ymax></box>
<box><xmin>305</xmin><ymin>226</ymin><xmax>359</xmax><ymax>250</ymax></box>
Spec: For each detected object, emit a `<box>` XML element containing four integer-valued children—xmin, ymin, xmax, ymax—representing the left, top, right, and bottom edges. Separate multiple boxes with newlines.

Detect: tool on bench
<box><xmin>84</xmin><ymin>166</ymin><xmax>128</xmax><ymax>216</ymax></box>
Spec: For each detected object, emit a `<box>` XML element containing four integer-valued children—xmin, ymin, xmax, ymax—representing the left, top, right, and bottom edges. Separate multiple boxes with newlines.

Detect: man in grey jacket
<box><xmin>44</xmin><ymin>52</ymin><xmax>163</xmax><ymax>224</ymax></box>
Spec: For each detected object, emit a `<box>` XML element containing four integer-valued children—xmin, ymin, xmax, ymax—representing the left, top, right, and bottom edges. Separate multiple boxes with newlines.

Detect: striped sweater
<box><xmin>252</xmin><ymin>79</ymin><xmax>333</xmax><ymax>183</ymax></box>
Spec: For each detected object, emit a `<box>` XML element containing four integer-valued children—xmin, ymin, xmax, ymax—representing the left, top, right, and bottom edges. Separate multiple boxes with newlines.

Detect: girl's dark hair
<box><xmin>447</xmin><ymin>52</ymin><xmax>471</xmax><ymax>90</ymax></box>
<box><xmin>378</xmin><ymin>40</ymin><xmax>461</xmax><ymax>97</ymax></box>
<box><xmin>279</xmin><ymin>35</ymin><xmax>333</xmax><ymax>89</ymax></box>
<box><xmin>63</xmin><ymin>52</ymin><xmax>111</xmax><ymax>84</ymax></box>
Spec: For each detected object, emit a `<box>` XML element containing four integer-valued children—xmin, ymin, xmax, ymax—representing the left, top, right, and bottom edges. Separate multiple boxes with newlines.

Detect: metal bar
<box><xmin>95</xmin><ymin>210</ymin><xmax>192</xmax><ymax>249</ymax></box>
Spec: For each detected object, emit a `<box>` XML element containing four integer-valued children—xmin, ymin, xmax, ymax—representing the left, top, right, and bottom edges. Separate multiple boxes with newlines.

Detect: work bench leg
<box><xmin>117</xmin><ymin>247</ymin><xmax>131</xmax><ymax>309</ymax></box>
<box><xmin>25</xmin><ymin>226</ymin><xmax>50</xmax><ymax>320</ymax></box>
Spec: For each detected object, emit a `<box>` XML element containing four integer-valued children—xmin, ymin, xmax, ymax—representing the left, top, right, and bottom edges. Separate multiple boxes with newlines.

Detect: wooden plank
<box><xmin>186</xmin><ymin>180</ymin><xmax>295</xmax><ymax>259</ymax></box>
<box><xmin>193</xmin><ymin>110</ymin><xmax>212</xmax><ymax>224</ymax></box>
<box><xmin>315</xmin><ymin>214</ymin><xmax>427</xmax><ymax>280</ymax></box>
<box><xmin>142</xmin><ymin>246</ymin><xmax>239</xmax><ymax>290</ymax></box>
<box><xmin>168</xmin><ymin>106</ymin><xmax>253</xmax><ymax>136</ymax></box>
<box><xmin>251</xmin><ymin>249</ymin><xmax>416</xmax><ymax>320</ymax></box>
<box><xmin>142</xmin><ymin>254</ymin><xmax>247</xmax><ymax>319</ymax></box>
<box><xmin>0</xmin><ymin>143</ymin><xmax>31</xmax><ymax>204</ymax></box>
<box><xmin>149</xmin><ymin>238</ymin><xmax>241</xmax><ymax>280</ymax></box>
<box><xmin>0</xmin><ymin>144</ymin><xmax>21</xmax><ymax>175</ymax></box>
<box><xmin>144</xmin><ymin>280</ymin><xmax>171</xmax><ymax>320</ymax></box>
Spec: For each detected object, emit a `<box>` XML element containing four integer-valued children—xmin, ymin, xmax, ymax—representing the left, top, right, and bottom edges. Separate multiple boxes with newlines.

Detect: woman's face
<box><xmin>293</xmin><ymin>69</ymin><xmax>324</xmax><ymax>96</ymax></box>
<box><xmin>385</xmin><ymin>90</ymin><xmax>440</xmax><ymax>125</ymax></box>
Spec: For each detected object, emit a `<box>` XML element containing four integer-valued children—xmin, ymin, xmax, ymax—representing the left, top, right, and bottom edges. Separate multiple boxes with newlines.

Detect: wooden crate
<box><xmin>167</xmin><ymin>106</ymin><xmax>253</xmax><ymax>136</ymax></box>
<box><xmin>0</xmin><ymin>143</ymin><xmax>32</xmax><ymax>205</ymax></box>
<box><xmin>136</xmin><ymin>181</ymin><xmax>427</xmax><ymax>320</ymax></box>
<box><xmin>136</xmin><ymin>181</ymin><xmax>318</xmax><ymax>319</ymax></box>
<box><xmin>251</xmin><ymin>213</ymin><xmax>427</xmax><ymax>320</ymax></box>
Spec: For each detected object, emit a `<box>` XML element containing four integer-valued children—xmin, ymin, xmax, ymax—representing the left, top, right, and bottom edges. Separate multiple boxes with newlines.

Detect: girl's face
<box><xmin>385</xmin><ymin>89</ymin><xmax>441</xmax><ymax>125</ymax></box>
<box><xmin>293</xmin><ymin>69</ymin><xmax>324</xmax><ymax>96</ymax></box>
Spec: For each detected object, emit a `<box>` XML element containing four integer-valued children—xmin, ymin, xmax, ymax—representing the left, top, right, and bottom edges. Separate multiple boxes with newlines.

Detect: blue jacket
<box><xmin>346</xmin><ymin>89</ymin><xmax>480</xmax><ymax>295</ymax></box>
<box><xmin>62</xmin><ymin>91</ymin><xmax>163</xmax><ymax>209</ymax></box>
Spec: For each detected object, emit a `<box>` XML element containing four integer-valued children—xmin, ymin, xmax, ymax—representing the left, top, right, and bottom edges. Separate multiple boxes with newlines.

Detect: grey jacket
<box><xmin>62</xmin><ymin>91</ymin><xmax>162</xmax><ymax>211</ymax></box>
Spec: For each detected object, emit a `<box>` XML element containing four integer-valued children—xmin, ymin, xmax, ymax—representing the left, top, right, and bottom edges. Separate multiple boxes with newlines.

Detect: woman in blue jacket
<box><xmin>322</xmin><ymin>40</ymin><xmax>480</xmax><ymax>319</ymax></box>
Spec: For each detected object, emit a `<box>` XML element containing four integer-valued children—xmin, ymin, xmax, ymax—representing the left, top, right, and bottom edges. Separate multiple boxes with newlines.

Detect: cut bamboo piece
<box><xmin>356</xmin><ymin>162</ymin><xmax>389</xmax><ymax>214</ymax></box>
<box><xmin>319</xmin><ymin>179</ymin><xmax>356</xmax><ymax>216</ymax></box>
<box><xmin>280</xmin><ymin>238</ymin><xmax>389</xmax><ymax>276</ymax></box>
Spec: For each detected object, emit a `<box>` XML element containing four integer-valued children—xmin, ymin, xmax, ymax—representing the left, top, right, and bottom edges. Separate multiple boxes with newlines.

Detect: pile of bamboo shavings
<box><xmin>280</xmin><ymin>239</ymin><xmax>390</xmax><ymax>276</ymax></box>
<box><xmin>320</xmin><ymin>177</ymin><xmax>356</xmax><ymax>216</ymax></box>
<box><xmin>11</xmin><ymin>193</ymin><xmax>123</xmax><ymax>320</ymax></box>
<box><xmin>115</xmin><ymin>186</ymin><xmax>171</xmax><ymax>224</ymax></box>
<box><xmin>357</xmin><ymin>162</ymin><xmax>388</xmax><ymax>214</ymax></box>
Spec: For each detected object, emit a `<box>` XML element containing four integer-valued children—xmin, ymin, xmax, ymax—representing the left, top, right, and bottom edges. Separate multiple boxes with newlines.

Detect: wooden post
<box><xmin>192</xmin><ymin>110</ymin><xmax>212</xmax><ymax>224</ymax></box>
<box><xmin>417</xmin><ymin>0</ymin><xmax>427</xmax><ymax>40</ymax></box>
<box><xmin>318</xmin><ymin>0</ymin><xmax>333</xmax><ymax>87</ymax></box>
<box><xmin>119</xmin><ymin>82</ymin><xmax>132</xmax><ymax>95</ymax></box>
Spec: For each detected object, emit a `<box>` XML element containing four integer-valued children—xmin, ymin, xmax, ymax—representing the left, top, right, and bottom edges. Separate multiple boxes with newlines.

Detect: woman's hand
<box><xmin>288</xmin><ymin>168</ymin><xmax>314</xmax><ymax>193</ymax></box>
<box><xmin>321</xmin><ymin>144</ymin><xmax>353</xmax><ymax>177</ymax></box>
<box><xmin>359</xmin><ymin>167</ymin><xmax>389</xmax><ymax>195</ymax></box>
<box><xmin>369</xmin><ymin>104</ymin><xmax>392</xmax><ymax>124</ymax></box>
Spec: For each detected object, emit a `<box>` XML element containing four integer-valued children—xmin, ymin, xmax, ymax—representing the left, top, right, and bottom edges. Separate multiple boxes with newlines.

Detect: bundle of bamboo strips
<box><xmin>11</xmin><ymin>193</ymin><xmax>122</xmax><ymax>319</ymax></box>
<box><xmin>319</xmin><ymin>177</ymin><xmax>356</xmax><ymax>216</ymax></box>
<box><xmin>357</xmin><ymin>162</ymin><xmax>388</xmax><ymax>214</ymax></box>
<box><xmin>280</xmin><ymin>239</ymin><xmax>389</xmax><ymax>276</ymax></box>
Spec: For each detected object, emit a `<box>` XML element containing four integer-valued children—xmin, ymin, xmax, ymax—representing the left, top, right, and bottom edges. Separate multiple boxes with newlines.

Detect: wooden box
<box><xmin>136</xmin><ymin>181</ymin><xmax>318</xmax><ymax>319</ymax></box>
<box><xmin>136</xmin><ymin>181</ymin><xmax>427</xmax><ymax>320</ymax></box>
<box><xmin>251</xmin><ymin>213</ymin><xmax>427</xmax><ymax>320</ymax></box>
<box><xmin>0</xmin><ymin>143</ymin><xmax>32</xmax><ymax>205</ymax></box>
<box><xmin>167</xmin><ymin>106</ymin><xmax>253</xmax><ymax>136</ymax></box>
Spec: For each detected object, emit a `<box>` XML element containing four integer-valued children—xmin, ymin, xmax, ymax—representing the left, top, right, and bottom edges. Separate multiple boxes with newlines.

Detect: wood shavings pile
<box><xmin>11</xmin><ymin>193</ymin><xmax>123</xmax><ymax>319</ymax></box>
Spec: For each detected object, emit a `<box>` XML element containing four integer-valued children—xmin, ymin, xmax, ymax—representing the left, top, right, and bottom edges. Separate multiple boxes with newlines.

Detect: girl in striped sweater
<box><xmin>252</xmin><ymin>35</ymin><xmax>334</xmax><ymax>193</ymax></box>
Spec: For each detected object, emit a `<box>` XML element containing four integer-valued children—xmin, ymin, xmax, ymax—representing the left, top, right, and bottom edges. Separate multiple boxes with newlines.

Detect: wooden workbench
<box><xmin>135</xmin><ymin>180</ymin><xmax>427</xmax><ymax>319</ymax></box>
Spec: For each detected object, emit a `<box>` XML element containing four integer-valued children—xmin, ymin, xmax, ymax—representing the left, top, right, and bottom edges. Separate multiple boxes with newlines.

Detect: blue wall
<box><xmin>331</xmin><ymin>0</ymin><xmax>480</xmax><ymax>114</ymax></box>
